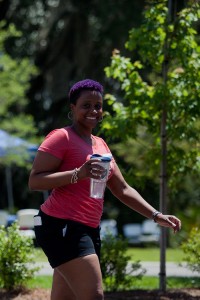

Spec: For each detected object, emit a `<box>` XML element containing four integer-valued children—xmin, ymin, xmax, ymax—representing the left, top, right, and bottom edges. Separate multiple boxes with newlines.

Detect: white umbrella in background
<box><xmin>0</xmin><ymin>129</ymin><xmax>38</xmax><ymax>212</ymax></box>
<box><xmin>0</xmin><ymin>129</ymin><xmax>37</xmax><ymax>157</ymax></box>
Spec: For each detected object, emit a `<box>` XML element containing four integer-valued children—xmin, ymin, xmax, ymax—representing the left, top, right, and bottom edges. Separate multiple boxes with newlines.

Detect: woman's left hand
<box><xmin>155</xmin><ymin>214</ymin><xmax>181</xmax><ymax>233</ymax></box>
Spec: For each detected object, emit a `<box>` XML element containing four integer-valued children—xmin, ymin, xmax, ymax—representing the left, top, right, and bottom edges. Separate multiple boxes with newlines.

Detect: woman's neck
<box><xmin>71</xmin><ymin>125</ymin><xmax>94</xmax><ymax>146</ymax></box>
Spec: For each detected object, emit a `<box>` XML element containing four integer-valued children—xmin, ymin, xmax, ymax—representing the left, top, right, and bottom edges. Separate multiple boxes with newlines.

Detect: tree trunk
<box><xmin>159</xmin><ymin>108</ymin><xmax>167</xmax><ymax>291</ymax></box>
<box><xmin>159</xmin><ymin>0</ymin><xmax>173</xmax><ymax>291</ymax></box>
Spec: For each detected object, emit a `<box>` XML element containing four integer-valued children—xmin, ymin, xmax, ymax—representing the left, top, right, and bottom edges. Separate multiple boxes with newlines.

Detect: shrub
<box><xmin>0</xmin><ymin>222</ymin><xmax>39</xmax><ymax>290</ymax></box>
<box><xmin>182</xmin><ymin>227</ymin><xmax>200</xmax><ymax>273</ymax></box>
<box><xmin>100</xmin><ymin>234</ymin><xmax>146</xmax><ymax>291</ymax></box>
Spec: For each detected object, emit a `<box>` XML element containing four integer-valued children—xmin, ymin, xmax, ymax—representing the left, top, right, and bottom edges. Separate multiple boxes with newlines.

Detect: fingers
<box><xmin>82</xmin><ymin>159</ymin><xmax>106</xmax><ymax>179</ymax></box>
<box><xmin>168</xmin><ymin>216</ymin><xmax>181</xmax><ymax>233</ymax></box>
<box><xmin>90</xmin><ymin>167</ymin><xmax>102</xmax><ymax>178</ymax></box>
<box><xmin>161</xmin><ymin>215</ymin><xmax>181</xmax><ymax>233</ymax></box>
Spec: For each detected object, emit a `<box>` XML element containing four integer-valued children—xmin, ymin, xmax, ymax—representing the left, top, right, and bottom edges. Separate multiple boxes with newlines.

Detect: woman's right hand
<box><xmin>78</xmin><ymin>159</ymin><xmax>106</xmax><ymax>180</ymax></box>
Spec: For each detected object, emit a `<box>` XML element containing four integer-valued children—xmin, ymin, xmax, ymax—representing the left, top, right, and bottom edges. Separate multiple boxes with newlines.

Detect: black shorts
<box><xmin>34</xmin><ymin>210</ymin><xmax>101</xmax><ymax>268</ymax></box>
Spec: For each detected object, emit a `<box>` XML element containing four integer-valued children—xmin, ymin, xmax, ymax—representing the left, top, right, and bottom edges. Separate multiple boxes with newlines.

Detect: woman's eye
<box><xmin>95</xmin><ymin>104</ymin><xmax>102</xmax><ymax>110</ymax></box>
<box><xmin>83</xmin><ymin>103</ymin><xmax>102</xmax><ymax>110</ymax></box>
<box><xmin>83</xmin><ymin>104</ymin><xmax>90</xmax><ymax>109</ymax></box>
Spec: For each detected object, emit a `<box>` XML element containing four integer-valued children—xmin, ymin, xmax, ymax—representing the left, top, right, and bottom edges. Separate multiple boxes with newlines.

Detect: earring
<box><xmin>98</xmin><ymin>116</ymin><xmax>103</xmax><ymax>123</ymax></box>
<box><xmin>68</xmin><ymin>111</ymin><xmax>73</xmax><ymax>120</ymax></box>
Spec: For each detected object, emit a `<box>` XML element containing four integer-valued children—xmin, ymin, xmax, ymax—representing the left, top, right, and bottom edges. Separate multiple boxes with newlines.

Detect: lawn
<box><xmin>27</xmin><ymin>275</ymin><xmax>200</xmax><ymax>290</ymax></box>
<box><xmin>126</xmin><ymin>247</ymin><xmax>185</xmax><ymax>263</ymax></box>
<box><xmin>33</xmin><ymin>247</ymin><xmax>185</xmax><ymax>263</ymax></box>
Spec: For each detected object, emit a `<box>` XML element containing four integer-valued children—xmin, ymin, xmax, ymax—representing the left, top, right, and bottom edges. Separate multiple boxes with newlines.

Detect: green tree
<box><xmin>0</xmin><ymin>22</ymin><xmax>38</xmax><ymax>142</ymax></box>
<box><xmin>103</xmin><ymin>0</ymin><xmax>200</xmax><ymax>291</ymax></box>
<box><xmin>0</xmin><ymin>23</ymin><xmax>39</xmax><ymax>211</ymax></box>
<box><xmin>104</xmin><ymin>1</ymin><xmax>200</xmax><ymax>189</ymax></box>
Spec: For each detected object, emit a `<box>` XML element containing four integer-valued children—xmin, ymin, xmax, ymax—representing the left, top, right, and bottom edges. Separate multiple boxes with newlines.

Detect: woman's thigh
<box><xmin>56</xmin><ymin>254</ymin><xmax>104</xmax><ymax>300</ymax></box>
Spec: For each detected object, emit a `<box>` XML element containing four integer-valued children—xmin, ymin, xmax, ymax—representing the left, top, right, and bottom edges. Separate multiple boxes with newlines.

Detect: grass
<box><xmin>127</xmin><ymin>276</ymin><xmax>200</xmax><ymax>290</ymax></box>
<box><xmin>27</xmin><ymin>276</ymin><xmax>52</xmax><ymax>289</ymax></box>
<box><xmin>132</xmin><ymin>276</ymin><xmax>200</xmax><ymax>290</ymax></box>
<box><xmin>126</xmin><ymin>247</ymin><xmax>185</xmax><ymax>263</ymax></box>
<box><xmin>27</xmin><ymin>275</ymin><xmax>200</xmax><ymax>290</ymax></box>
<box><xmin>33</xmin><ymin>247</ymin><xmax>185</xmax><ymax>263</ymax></box>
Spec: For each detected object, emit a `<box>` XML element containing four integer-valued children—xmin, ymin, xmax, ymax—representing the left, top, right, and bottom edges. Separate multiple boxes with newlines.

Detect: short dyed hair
<box><xmin>68</xmin><ymin>79</ymin><xmax>104</xmax><ymax>104</ymax></box>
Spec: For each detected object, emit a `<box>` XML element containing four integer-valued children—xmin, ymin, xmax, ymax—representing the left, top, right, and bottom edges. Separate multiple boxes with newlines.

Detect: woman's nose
<box><xmin>90</xmin><ymin>107</ymin><xmax>98</xmax><ymax>113</ymax></box>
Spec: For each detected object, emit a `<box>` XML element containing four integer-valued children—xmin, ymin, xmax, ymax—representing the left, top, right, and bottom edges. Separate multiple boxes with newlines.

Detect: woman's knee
<box><xmin>91</xmin><ymin>287</ymin><xmax>104</xmax><ymax>300</ymax></box>
<box><xmin>77</xmin><ymin>289</ymin><xmax>104</xmax><ymax>300</ymax></box>
<box><xmin>94</xmin><ymin>289</ymin><xmax>104</xmax><ymax>300</ymax></box>
<box><xmin>72</xmin><ymin>279</ymin><xmax>104</xmax><ymax>300</ymax></box>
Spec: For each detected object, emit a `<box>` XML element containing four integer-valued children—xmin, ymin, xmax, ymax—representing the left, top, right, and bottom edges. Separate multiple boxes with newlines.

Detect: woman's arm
<box><xmin>28</xmin><ymin>151</ymin><xmax>107</xmax><ymax>191</ymax></box>
<box><xmin>28</xmin><ymin>151</ymin><xmax>76</xmax><ymax>191</ymax></box>
<box><xmin>107</xmin><ymin>163</ymin><xmax>181</xmax><ymax>232</ymax></box>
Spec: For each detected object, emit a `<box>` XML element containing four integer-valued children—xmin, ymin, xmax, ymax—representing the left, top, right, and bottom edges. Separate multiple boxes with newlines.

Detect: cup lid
<box><xmin>101</xmin><ymin>157</ymin><xmax>111</xmax><ymax>162</ymax></box>
<box><xmin>90</xmin><ymin>153</ymin><xmax>111</xmax><ymax>162</ymax></box>
<box><xmin>90</xmin><ymin>154</ymin><xmax>102</xmax><ymax>159</ymax></box>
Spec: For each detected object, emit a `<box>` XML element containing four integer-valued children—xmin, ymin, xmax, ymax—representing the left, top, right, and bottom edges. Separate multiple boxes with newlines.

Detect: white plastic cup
<box><xmin>90</xmin><ymin>154</ymin><xmax>111</xmax><ymax>199</ymax></box>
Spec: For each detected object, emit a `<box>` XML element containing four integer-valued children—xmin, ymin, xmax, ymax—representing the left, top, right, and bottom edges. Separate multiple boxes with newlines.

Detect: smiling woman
<box><xmin>28</xmin><ymin>79</ymin><xmax>181</xmax><ymax>300</ymax></box>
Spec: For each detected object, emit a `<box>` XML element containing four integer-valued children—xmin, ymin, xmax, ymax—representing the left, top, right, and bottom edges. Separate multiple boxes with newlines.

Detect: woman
<box><xmin>29</xmin><ymin>79</ymin><xmax>181</xmax><ymax>300</ymax></box>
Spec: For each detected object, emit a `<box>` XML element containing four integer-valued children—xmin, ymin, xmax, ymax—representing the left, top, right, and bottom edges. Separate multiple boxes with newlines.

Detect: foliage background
<box><xmin>0</xmin><ymin>0</ymin><xmax>199</xmax><ymax>241</ymax></box>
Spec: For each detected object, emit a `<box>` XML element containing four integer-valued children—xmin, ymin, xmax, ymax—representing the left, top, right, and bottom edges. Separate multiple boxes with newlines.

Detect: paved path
<box><xmin>35</xmin><ymin>261</ymin><xmax>200</xmax><ymax>277</ymax></box>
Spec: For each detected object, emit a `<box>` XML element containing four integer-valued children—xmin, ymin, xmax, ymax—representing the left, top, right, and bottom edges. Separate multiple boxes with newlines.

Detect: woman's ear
<box><xmin>70</xmin><ymin>104</ymin><xmax>75</xmax><ymax>112</ymax></box>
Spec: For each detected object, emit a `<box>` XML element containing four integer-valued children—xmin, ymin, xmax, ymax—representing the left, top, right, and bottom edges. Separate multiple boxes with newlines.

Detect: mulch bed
<box><xmin>105</xmin><ymin>289</ymin><xmax>200</xmax><ymax>300</ymax></box>
<box><xmin>0</xmin><ymin>288</ymin><xmax>200</xmax><ymax>299</ymax></box>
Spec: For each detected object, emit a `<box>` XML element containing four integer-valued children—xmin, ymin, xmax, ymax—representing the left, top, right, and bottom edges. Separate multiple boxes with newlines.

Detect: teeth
<box><xmin>86</xmin><ymin>117</ymin><xmax>96</xmax><ymax>120</ymax></box>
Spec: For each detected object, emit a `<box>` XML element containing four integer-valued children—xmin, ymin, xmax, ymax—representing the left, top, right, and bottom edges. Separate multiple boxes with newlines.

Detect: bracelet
<box><xmin>152</xmin><ymin>210</ymin><xmax>162</xmax><ymax>223</ymax></box>
<box><xmin>71</xmin><ymin>168</ymin><xmax>79</xmax><ymax>184</ymax></box>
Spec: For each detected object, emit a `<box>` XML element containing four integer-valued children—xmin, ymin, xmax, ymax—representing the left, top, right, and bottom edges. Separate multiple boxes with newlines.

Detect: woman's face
<box><xmin>71</xmin><ymin>90</ymin><xmax>103</xmax><ymax>129</ymax></box>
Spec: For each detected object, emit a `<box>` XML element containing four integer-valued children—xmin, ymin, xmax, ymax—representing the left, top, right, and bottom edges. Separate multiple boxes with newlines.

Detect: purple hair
<box><xmin>68</xmin><ymin>79</ymin><xmax>104</xmax><ymax>104</ymax></box>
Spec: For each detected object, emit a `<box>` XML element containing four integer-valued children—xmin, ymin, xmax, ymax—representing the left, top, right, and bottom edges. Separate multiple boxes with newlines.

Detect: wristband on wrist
<box><xmin>152</xmin><ymin>210</ymin><xmax>162</xmax><ymax>223</ymax></box>
<box><xmin>71</xmin><ymin>168</ymin><xmax>79</xmax><ymax>184</ymax></box>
